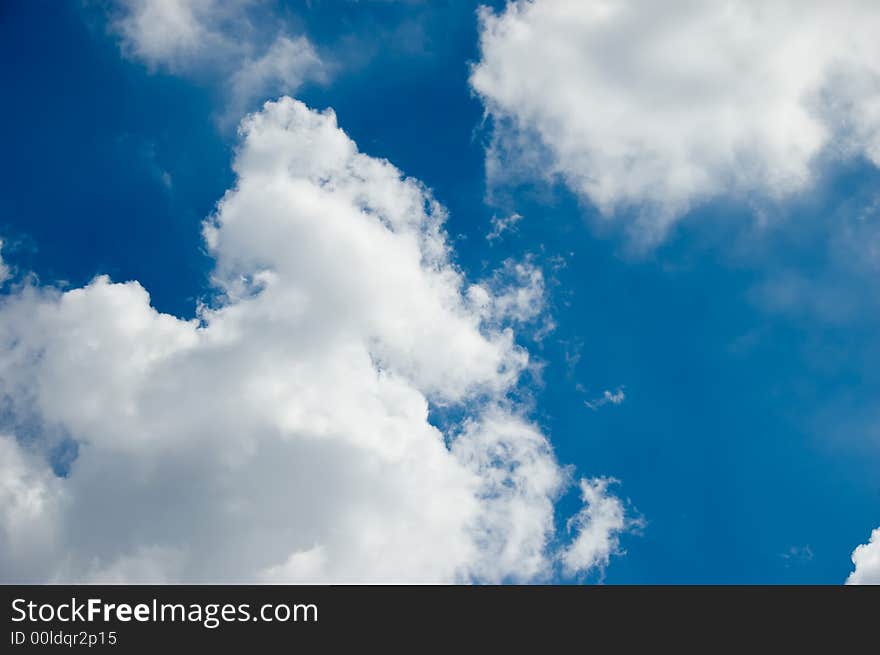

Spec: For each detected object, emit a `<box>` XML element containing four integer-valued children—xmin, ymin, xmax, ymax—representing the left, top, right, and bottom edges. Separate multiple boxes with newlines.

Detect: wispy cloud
<box><xmin>110</xmin><ymin>0</ymin><xmax>326</xmax><ymax>124</ymax></box>
<box><xmin>584</xmin><ymin>387</ymin><xmax>626</xmax><ymax>411</ymax></box>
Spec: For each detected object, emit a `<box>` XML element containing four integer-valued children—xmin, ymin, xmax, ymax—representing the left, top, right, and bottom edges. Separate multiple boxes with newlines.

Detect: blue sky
<box><xmin>1</xmin><ymin>1</ymin><xmax>879</xmax><ymax>583</ymax></box>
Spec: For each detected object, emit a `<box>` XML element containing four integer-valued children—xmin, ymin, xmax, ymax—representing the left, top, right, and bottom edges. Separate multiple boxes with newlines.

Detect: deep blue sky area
<box><xmin>1</xmin><ymin>1</ymin><xmax>878</xmax><ymax>583</ymax></box>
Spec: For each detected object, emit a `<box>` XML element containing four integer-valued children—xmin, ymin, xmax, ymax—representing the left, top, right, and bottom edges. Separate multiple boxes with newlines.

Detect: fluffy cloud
<box><xmin>0</xmin><ymin>98</ymin><xmax>631</xmax><ymax>583</ymax></box>
<box><xmin>467</xmin><ymin>258</ymin><xmax>547</xmax><ymax>331</ymax></box>
<box><xmin>561</xmin><ymin>478</ymin><xmax>633</xmax><ymax>577</ymax></box>
<box><xmin>847</xmin><ymin>528</ymin><xmax>880</xmax><ymax>584</ymax></box>
<box><xmin>112</xmin><ymin>1</ymin><xmax>325</xmax><ymax>119</ymax></box>
<box><xmin>113</xmin><ymin>0</ymin><xmax>232</xmax><ymax>71</ymax></box>
<box><xmin>227</xmin><ymin>36</ymin><xmax>323</xmax><ymax>120</ymax></box>
<box><xmin>471</xmin><ymin>0</ymin><xmax>880</xmax><ymax>244</ymax></box>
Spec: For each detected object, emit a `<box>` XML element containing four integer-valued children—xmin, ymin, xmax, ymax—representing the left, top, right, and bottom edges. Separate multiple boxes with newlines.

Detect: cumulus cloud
<box><xmin>471</xmin><ymin>0</ymin><xmax>880</xmax><ymax>244</ymax></box>
<box><xmin>111</xmin><ymin>1</ymin><xmax>325</xmax><ymax>120</ymax></box>
<box><xmin>0</xmin><ymin>98</ymin><xmax>632</xmax><ymax>583</ymax></box>
<box><xmin>847</xmin><ymin>528</ymin><xmax>880</xmax><ymax>584</ymax></box>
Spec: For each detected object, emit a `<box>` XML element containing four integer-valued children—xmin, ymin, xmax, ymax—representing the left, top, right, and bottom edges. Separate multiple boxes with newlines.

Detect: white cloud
<box><xmin>584</xmin><ymin>388</ymin><xmax>625</xmax><ymax>411</ymax></box>
<box><xmin>0</xmin><ymin>435</ymin><xmax>65</xmax><ymax>583</ymax></box>
<box><xmin>0</xmin><ymin>98</ymin><xmax>632</xmax><ymax>583</ymax></box>
<box><xmin>847</xmin><ymin>528</ymin><xmax>880</xmax><ymax>584</ymax></box>
<box><xmin>561</xmin><ymin>478</ymin><xmax>634</xmax><ymax>577</ymax></box>
<box><xmin>468</xmin><ymin>258</ymin><xmax>547</xmax><ymax>329</ymax></box>
<box><xmin>112</xmin><ymin>1</ymin><xmax>325</xmax><ymax>119</ymax></box>
<box><xmin>113</xmin><ymin>0</ymin><xmax>229</xmax><ymax>71</ymax></box>
<box><xmin>227</xmin><ymin>35</ymin><xmax>324</xmax><ymax>121</ymax></box>
<box><xmin>471</xmin><ymin>0</ymin><xmax>880</xmax><ymax>244</ymax></box>
<box><xmin>487</xmin><ymin>212</ymin><xmax>523</xmax><ymax>242</ymax></box>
